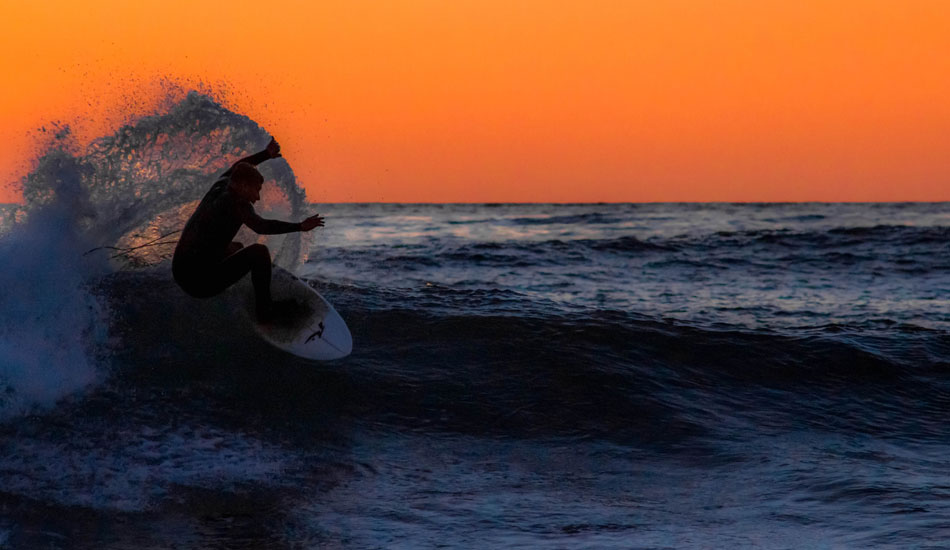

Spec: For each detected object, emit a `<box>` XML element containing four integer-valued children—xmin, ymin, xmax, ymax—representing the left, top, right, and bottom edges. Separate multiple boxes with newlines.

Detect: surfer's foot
<box><xmin>257</xmin><ymin>299</ymin><xmax>300</xmax><ymax>324</ymax></box>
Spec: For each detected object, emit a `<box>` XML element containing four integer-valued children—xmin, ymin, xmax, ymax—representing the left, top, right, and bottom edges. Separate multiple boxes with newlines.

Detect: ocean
<box><xmin>2</xmin><ymin>94</ymin><xmax>950</xmax><ymax>548</ymax></box>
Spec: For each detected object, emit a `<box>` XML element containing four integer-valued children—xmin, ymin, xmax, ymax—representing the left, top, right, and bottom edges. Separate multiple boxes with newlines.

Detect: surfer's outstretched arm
<box><xmin>221</xmin><ymin>137</ymin><xmax>282</xmax><ymax>177</ymax></box>
<box><xmin>238</xmin><ymin>204</ymin><xmax>325</xmax><ymax>235</ymax></box>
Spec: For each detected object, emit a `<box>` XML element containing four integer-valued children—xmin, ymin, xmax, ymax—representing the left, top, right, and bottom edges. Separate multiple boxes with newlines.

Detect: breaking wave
<box><xmin>0</xmin><ymin>91</ymin><xmax>311</xmax><ymax>418</ymax></box>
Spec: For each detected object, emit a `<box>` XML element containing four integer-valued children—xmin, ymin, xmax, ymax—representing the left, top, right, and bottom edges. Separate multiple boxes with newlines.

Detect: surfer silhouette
<box><xmin>172</xmin><ymin>137</ymin><xmax>323</xmax><ymax>322</ymax></box>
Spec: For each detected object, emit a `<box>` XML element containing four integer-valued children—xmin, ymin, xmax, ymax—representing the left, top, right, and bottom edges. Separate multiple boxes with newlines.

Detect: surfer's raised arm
<box><xmin>221</xmin><ymin>137</ymin><xmax>282</xmax><ymax>178</ymax></box>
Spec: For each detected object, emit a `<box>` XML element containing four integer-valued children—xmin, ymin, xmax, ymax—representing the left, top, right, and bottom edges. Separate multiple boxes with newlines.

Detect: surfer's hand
<box><xmin>300</xmin><ymin>214</ymin><xmax>325</xmax><ymax>231</ymax></box>
<box><xmin>266</xmin><ymin>137</ymin><xmax>282</xmax><ymax>158</ymax></box>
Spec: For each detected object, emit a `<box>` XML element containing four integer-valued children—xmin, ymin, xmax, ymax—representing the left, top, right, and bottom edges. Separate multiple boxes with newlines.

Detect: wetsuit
<box><xmin>172</xmin><ymin>151</ymin><xmax>300</xmax><ymax>308</ymax></box>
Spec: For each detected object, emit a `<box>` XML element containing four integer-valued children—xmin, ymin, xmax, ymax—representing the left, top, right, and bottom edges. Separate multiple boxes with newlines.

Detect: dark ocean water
<box><xmin>3</xmin><ymin>201</ymin><xmax>950</xmax><ymax>549</ymax></box>
<box><xmin>2</xmin><ymin>95</ymin><xmax>950</xmax><ymax>548</ymax></box>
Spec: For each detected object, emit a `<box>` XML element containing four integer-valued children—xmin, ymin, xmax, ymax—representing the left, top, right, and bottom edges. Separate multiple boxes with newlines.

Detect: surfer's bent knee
<box><xmin>246</xmin><ymin>243</ymin><xmax>271</xmax><ymax>262</ymax></box>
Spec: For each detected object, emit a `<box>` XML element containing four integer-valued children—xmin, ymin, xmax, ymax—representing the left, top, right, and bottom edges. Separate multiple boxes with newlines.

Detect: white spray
<box><xmin>0</xmin><ymin>92</ymin><xmax>311</xmax><ymax>419</ymax></box>
<box><xmin>0</xmin><ymin>151</ymin><xmax>110</xmax><ymax>419</ymax></box>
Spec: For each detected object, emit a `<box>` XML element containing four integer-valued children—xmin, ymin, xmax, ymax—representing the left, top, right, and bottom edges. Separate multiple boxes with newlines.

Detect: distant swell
<box><xmin>315</xmin><ymin>225</ymin><xmax>949</xmax><ymax>273</ymax></box>
<box><xmin>705</xmin><ymin>225</ymin><xmax>950</xmax><ymax>249</ymax></box>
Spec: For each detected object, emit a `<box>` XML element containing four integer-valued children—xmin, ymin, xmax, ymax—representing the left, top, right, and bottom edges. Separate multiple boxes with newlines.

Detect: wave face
<box><xmin>4</xmin><ymin>111</ymin><xmax>950</xmax><ymax>546</ymax></box>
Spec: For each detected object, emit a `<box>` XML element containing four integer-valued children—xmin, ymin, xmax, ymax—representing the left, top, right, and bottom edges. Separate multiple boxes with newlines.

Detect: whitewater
<box><xmin>2</xmin><ymin>93</ymin><xmax>950</xmax><ymax>548</ymax></box>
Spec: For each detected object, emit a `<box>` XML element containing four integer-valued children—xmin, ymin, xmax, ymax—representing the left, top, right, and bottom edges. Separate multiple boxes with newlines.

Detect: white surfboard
<box><xmin>248</xmin><ymin>267</ymin><xmax>352</xmax><ymax>360</ymax></box>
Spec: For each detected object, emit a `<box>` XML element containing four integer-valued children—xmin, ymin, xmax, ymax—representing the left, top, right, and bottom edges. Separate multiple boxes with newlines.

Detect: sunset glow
<box><xmin>2</xmin><ymin>0</ymin><xmax>949</xmax><ymax>202</ymax></box>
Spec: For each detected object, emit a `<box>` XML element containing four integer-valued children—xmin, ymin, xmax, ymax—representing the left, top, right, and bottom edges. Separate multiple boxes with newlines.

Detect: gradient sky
<box><xmin>2</xmin><ymin>0</ymin><xmax>949</xmax><ymax>202</ymax></box>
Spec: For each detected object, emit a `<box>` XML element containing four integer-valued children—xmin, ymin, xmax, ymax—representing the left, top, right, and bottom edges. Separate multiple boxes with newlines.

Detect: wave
<box><xmin>582</xmin><ymin>235</ymin><xmax>676</xmax><ymax>253</ymax></box>
<box><xmin>508</xmin><ymin>212</ymin><xmax>623</xmax><ymax>225</ymax></box>
<box><xmin>95</xmin><ymin>269</ymin><xmax>950</xmax><ymax>446</ymax></box>
<box><xmin>828</xmin><ymin>224</ymin><xmax>950</xmax><ymax>244</ymax></box>
<box><xmin>702</xmin><ymin>225</ymin><xmax>950</xmax><ymax>250</ymax></box>
<box><xmin>0</xmin><ymin>92</ymin><xmax>313</xmax><ymax>419</ymax></box>
<box><xmin>444</xmin><ymin>212</ymin><xmax>624</xmax><ymax>226</ymax></box>
<box><xmin>0</xmin><ymin>154</ymin><xmax>109</xmax><ymax>418</ymax></box>
<box><xmin>314</xmin><ymin>223</ymin><xmax>946</xmax><ymax>275</ymax></box>
<box><xmin>19</xmin><ymin>92</ymin><xmax>310</xmax><ymax>269</ymax></box>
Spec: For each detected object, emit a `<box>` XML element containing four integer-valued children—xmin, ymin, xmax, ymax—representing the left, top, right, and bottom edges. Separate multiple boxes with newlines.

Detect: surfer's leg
<box><xmin>243</xmin><ymin>244</ymin><xmax>273</xmax><ymax>314</ymax></box>
<box><xmin>225</xmin><ymin>241</ymin><xmax>244</xmax><ymax>256</ymax></box>
<box><xmin>186</xmin><ymin>243</ymin><xmax>272</xmax><ymax>305</ymax></box>
<box><xmin>174</xmin><ymin>244</ymin><xmax>275</xmax><ymax>320</ymax></box>
<box><xmin>216</xmin><ymin>243</ymin><xmax>272</xmax><ymax>305</ymax></box>
<box><xmin>223</xmin><ymin>243</ymin><xmax>277</xmax><ymax>322</ymax></box>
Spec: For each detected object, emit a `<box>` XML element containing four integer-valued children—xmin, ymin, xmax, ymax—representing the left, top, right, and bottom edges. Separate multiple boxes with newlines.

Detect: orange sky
<box><xmin>2</xmin><ymin>0</ymin><xmax>949</xmax><ymax>202</ymax></box>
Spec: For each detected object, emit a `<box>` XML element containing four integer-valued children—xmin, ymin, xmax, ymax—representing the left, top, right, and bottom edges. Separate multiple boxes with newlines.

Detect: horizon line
<box><xmin>2</xmin><ymin>200</ymin><xmax>950</xmax><ymax>207</ymax></box>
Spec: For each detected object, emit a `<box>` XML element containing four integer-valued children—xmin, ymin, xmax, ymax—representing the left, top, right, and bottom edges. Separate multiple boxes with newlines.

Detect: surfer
<box><xmin>172</xmin><ymin>137</ymin><xmax>324</xmax><ymax>322</ymax></box>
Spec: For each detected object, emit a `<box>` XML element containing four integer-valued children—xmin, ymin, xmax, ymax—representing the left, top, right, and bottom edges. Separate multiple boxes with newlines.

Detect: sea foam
<box><xmin>0</xmin><ymin>152</ymin><xmax>108</xmax><ymax>418</ymax></box>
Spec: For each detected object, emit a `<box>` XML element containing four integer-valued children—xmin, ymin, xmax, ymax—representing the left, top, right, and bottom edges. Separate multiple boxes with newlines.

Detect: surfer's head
<box><xmin>228</xmin><ymin>162</ymin><xmax>264</xmax><ymax>203</ymax></box>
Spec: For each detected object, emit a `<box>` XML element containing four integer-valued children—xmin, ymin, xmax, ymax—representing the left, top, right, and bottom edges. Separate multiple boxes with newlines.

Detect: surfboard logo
<box><xmin>305</xmin><ymin>321</ymin><xmax>325</xmax><ymax>344</ymax></box>
<box><xmin>251</xmin><ymin>267</ymin><xmax>352</xmax><ymax>360</ymax></box>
